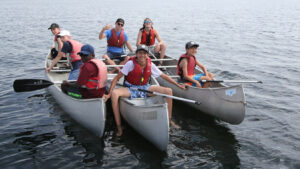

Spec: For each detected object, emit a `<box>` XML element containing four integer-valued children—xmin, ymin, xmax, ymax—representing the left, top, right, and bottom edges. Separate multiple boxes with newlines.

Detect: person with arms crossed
<box><xmin>104</xmin><ymin>45</ymin><xmax>185</xmax><ymax>136</ymax></box>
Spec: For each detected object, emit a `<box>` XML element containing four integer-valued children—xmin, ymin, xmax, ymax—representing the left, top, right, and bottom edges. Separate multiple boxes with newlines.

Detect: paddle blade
<box><xmin>13</xmin><ymin>79</ymin><xmax>54</xmax><ymax>92</ymax></box>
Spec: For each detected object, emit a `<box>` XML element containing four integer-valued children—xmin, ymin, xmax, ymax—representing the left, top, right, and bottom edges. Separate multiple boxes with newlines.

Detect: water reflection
<box><xmin>170</xmin><ymin>100</ymin><xmax>241</xmax><ymax>168</ymax></box>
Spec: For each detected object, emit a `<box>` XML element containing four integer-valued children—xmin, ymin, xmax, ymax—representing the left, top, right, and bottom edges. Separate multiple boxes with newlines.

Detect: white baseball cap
<box><xmin>59</xmin><ymin>30</ymin><xmax>71</xmax><ymax>36</ymax></box>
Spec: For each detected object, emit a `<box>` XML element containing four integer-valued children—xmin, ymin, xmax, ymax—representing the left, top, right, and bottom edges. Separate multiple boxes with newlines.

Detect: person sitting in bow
<box><xmin>103</xmin><ymin>45</ymin><xmax>185</xmax><ymax>136</ymax></box>
<box><xmin>61</xmin><ymin>44</ymin><xmax>107</xmax><ymax>99</ymax></box>
<box><xmin>99</xmin><ymin>18</ymin><xmax>134</xmax><ymax>73</ymax></box>
<box><xmin>48</xmin><ymin>23</ymin><xmax>63</xmax><ymax>58</ymax></box>
<box><xmin>177</xmin><ymin>41</ymin><xmax>214</xmax><ymax>88</ymax></box>
<box><xmin>46</xmin><ymin>30</ymin><xmax>83</xmax><ymax>80</ymax></box>
<box><xmin>136</xmin><ymin>18</ymin><xmax>167</xmax><ymax>67</ymax></box>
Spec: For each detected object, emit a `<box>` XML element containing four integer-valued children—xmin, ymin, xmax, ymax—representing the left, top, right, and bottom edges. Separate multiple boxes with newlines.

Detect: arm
<box><xmin>99</xmin><ymin>24</ymin><xmax>111</xmax><ymax>40</ymax></box>
<box><xmin>125</xmin><ymin>41</ymin><xmax>134</xmax><ymax>53</ymax></box>
<box><xmin>160</xmin><ymin>73</ymin><xmax>186</xmax><ymax>90</ymax></box>
<box><xmin>195</xmin><ymin>59</ymin><xmax>209</xmax><ymax>76</ymax></box>
<box><xmin>180</xmin><ymin>59</ymin><xmax>201</xmax><ymax>87</ymax></box>
<box><xmin>136</xmin><ymin>30</ymin><xmax>142</xmax><ymax>46</ymax></box>
<box><xmin>46</xmin><ymin>51</ymin><xmax>66</xmax><ymax>72</ymax></box>
<box><xmin>154</xmin><ymin>29</ymin><xmax>163</xmax><ymax>45</ymax></box>
<box><xmin>57</xmin><ymin>37</ymin><xmax>63</xmax><ymax>52</ymax></box>
<box><xmin>103</xmin><ymin>72</ymin><xmax>124</xmax><ymax>101</ymax></box>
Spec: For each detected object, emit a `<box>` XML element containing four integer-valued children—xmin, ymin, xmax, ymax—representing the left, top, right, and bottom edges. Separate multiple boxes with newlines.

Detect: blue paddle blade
<box><xmin>13</xmin><ymin>79</ymin><xmax>54</xmax><ymax>92</ymax></box>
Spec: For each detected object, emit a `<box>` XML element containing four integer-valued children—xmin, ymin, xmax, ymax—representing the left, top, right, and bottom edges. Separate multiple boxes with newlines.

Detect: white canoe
<box><xmin>152</xmin><ymin>55</ymin><xmax>246</xmax><ymax>124</ymax></box>
<box><xmin>45</xmin><ymin>52</ymin><xmax>106</xmax><ymax>137</ymax></box>
<box><xmin>107</xmin><ymin>74</ymin><xmax>169</xmax><ymax>151</ymax></box>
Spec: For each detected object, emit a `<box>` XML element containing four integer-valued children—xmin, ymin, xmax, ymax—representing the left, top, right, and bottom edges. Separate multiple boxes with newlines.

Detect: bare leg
<box><xmin>111</xmin><ymin>87</ymin><xmax>131</xmax><ymax>136</ymax></box>
<box><xmin>148</xmin><ymin>85</ymin><xmax>179</xmax><ymax>128</ymax></box>
<box><xmin>200</xmin><ymin>73</ymin><xmax>214</xmax><ymax>88</ymax></box>
<box><xmin>155</xmin><ymin>43</ymin><xmax>166</xmax><ymax>65</ymax></box>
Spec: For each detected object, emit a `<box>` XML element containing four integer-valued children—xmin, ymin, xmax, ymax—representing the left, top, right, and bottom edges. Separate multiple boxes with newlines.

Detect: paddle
<box><xmin>199</xmin><ymin>80</ymin><xmax>263</xmax><ymax>83</ymax></box>
<box><xmin>131</xmin><ymin>88</ymin><xmax>201</xmax><ymax>105</ymax></box>
<box><xmin>13</xmin><ymin>79</ymin><xmax>55</xmax><ymax>92</ymax></box>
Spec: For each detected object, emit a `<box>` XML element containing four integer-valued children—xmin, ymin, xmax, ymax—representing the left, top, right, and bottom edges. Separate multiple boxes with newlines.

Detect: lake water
<box><xmin>0</xmin><ymin>0</ymin><xmax>300</xmax><ymax>168</ymax></box>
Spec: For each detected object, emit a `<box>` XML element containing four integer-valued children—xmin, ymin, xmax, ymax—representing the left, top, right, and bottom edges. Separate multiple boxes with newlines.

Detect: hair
<box><xmin>139</xmin><ymin>18</ymin><xmax>153</xmax><ymax>31</ymax></box>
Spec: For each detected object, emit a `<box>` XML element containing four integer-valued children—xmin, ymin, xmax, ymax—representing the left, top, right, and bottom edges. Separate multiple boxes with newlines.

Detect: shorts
<box><xmin>68</xmin><ymin>60</ymin><xmax>83</xmax><ymax>80</ymax></box>
<box><xmin>124</xmin><ymin>81</ymin><xmax>150</xmax><ymax>99</ymax></box>
<box><xmin>106</xmin><ymin>51</ymin><xmax>126</xmax><ymax>61</ymax></box>
<box><xmin>184</xmin><ymin>73</ymin><xmax>205</xmax><ymax>87</ymax></box>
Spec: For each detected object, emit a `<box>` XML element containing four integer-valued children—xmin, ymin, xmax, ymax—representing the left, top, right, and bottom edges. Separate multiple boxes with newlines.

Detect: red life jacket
<box><xmin>177</xmin><ymin>54</ymin><xmax>196</xmax><ymax>77</ymax></box>
<box><xmin>68</xmin><ymin>39</ymin><xmax>82</xmax><ymax>62</ymax></box>
<box><xmin>81</xmin><ymin>59</ymin><xmax>107</xmax><ymax>89</ymax></box>
<box><xmin>141</xmin><ymin>29</ymin><xmax>155</xmax><ymax>46</ymax></box>
<box><xmin>126</xmin><ymin>56</ymin><xmax>152</xmax><ymax>85</ymax></box>
<box><xmin>107</xmin><ymin>29</ymin><xmax>125</xmax><ymax>48</ymax></box>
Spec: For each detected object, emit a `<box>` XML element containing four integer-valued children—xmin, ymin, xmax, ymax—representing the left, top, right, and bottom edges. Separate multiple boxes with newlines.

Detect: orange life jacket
<box><xmin>82</xmin><ymin>59</ymin><xmax>107</xmax><ymax>89</ymax></box>
<box><xmin>68</xmin><ymin>39</ymin><xmax>82</xmax><ymax>62</ymax></box>
<box><xmin>125</xmin><ymin>56</ymin><xmax>152</xmax><ymax>85</ymax></box>
<box><xmin>107</xmin><ymin>29</ymin><xmax>125</xmax><ymax>48</ymax></box>
<box><xmin>177</xmin><ymin>53</ymin><xmax>196</xmax><ymax>77</ymax></box>
<box><xmin>141</xmin><ymin>29</ymin><xmax>155</xmax><ymax>46</ymax></box>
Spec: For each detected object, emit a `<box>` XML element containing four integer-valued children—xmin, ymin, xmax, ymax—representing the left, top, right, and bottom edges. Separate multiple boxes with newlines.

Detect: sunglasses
<box><xmin>117</xmin><ymin>22</ymin><xmax>124</xmax><ymax>27</ymax></box>
<box><xmin>144</xmin><ymin>20</ymin><xmax>151</xmax><ymax>24</ymax></box>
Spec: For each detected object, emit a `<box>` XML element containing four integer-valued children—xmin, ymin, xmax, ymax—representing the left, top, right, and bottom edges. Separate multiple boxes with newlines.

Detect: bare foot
<box><xmin>116</xmin><ymin>126</ymin><xmax>123</xmax><ymax>136</ymax></box>
<box><xmin>170</xmin><ymin>120</ymin><xmax>180</xmax><ymax>129</ymax></box>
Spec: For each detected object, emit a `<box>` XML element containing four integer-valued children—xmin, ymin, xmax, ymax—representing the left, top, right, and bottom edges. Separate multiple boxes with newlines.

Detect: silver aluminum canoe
<box><xmin>108</xmin><ymin>74</ymin><xmax>169</xmax><ymax>151</ymax></box>
<box><xmin>153</xmin><ymin>55</ymin><xmax>246</xmax><ymax>124</ymax></box>
<box><xmin>45</xmin><ymin>52</ymin><xmax>106</xmax><ymax>137</ymax></box>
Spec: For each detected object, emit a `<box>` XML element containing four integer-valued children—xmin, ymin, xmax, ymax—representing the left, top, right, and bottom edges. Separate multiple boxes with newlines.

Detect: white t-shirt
<box><xmin>121</xmin><ymin>60</ymin><xmax>162</xmax><ymax>78</ymax></box>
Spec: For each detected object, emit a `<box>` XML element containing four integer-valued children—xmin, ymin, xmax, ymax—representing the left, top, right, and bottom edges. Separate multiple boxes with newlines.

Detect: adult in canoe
<box><xmin>48</xmin><ymin>23</ymin><xmax>63</xmax><ymax>58</ymax></box>
<box><xmin>46</xmin><ymin>30</ymin><xmax>83</xmax><ymax>80</ymax></box>
<box><xmin>177</xmin><ymin>41</ymin><xmax>214</xmax><ymax>88</ymax></box>
<box><xmin>136</xmin><ymin>18</ymin><xmax>167</xmax><ymax>67</ymax></box>
<box><xmin>99</xmin><ymin>18</ymin><xmax>134</xmax><ymax>73</ymax></box>
<box><xmin>61</xmin><ymin>44</ymin><xmax>107</xmax><ymax>99</ymax></box>
<box><xmin>104</xmin><ymin>45</ymin><xmax>185</xmax><ymax>136</ymax></box>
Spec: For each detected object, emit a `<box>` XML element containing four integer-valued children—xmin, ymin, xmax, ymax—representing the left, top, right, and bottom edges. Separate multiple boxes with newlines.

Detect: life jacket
<box><xmin>107</xmin><ymin>29</ymin><xmax>125</xmax><ymax>48</ymax></box>
<box><xmin>177</xmin><ymin>53</ymin><xmax>196</xmax><ymax>77</ymax></box>
<box><xmin>68</xmin><ymin>39</ymin><xmax>82</xmax><ymax>62</ymax></box>
<box><xmin>141</xmin><ymin>29</ymin><xmax>155</xmax><ymax>46</ymax></box>
<box><xmin>81</xmin><ymin>59</ymin><xmax>107</xmax><ymax>89</ymax></box>
<box><xmin>125</xmin><ymin>56</ymin><xmax>152</xmax><ymax>85</ymax></box>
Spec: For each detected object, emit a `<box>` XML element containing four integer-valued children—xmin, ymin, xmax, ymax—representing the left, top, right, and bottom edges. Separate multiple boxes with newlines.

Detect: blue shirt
<box><xmin>105</xmin><ymin>29</ymin><xmax>128</xmax><ymax>54</ymax></box>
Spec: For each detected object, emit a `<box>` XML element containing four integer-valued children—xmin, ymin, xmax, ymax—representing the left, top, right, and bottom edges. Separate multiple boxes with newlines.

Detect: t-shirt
<box><xmin>61</xmin><ymin>41</ymin><xmax>72</xmax><ymax>54</ymax></box>
<box><xmin>77</xmin><ymin>62</ymin><xmax>105</xmax><ymax>98</ymax></box>
<box><xmin>121</xmin><ymin>60</ymin><xmax>162</xmax><ymax>78</ymax></box>
<box><xmin>105</xmin><ymin>29</ymin><xmax>129</xmax><ymax>53</ymax></box>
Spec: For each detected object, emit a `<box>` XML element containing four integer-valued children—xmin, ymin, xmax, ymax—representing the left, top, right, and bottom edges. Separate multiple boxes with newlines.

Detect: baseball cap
<box><xmin>116</xmin><ymin>18</ymin><xmax>125</xmax><ymax>24</ymax></box>
<box><xmin>77</xmin><ymin>44</ymin><xmax>95</xmax><ymax>55</ymax></box>
<box><xmin>58</xmin><ymin>30</ymin><xmax>71</xmax><ymax>37</ymax></box>
<box><xmin>136</xmin><ymin>45</ymin><xmax>149</xmax><ymax>53</ymax></box>
<box><xmin>48</xmin><ymin>23</ymin><xmax>59</xmax><ymax>30</ymax></box>
<box><xmin>185</xmin><ymin>41</ymin><xmax>199</xmax><ymax>49</ymax></box>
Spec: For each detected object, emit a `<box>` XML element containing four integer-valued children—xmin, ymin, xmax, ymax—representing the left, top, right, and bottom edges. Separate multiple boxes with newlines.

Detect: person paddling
<box><xmin>61</xmin><ymin>44</ymin><xmax>107</xmax><ymax>99</ymax></box>
<box><xmin>99</xmin><ymin>18</ymin><xmax>134</xmax><ymax>73</ymax></box>
<box><xmin>104</xmin><ymin>45</ymin><xmax>185</xmax><ymax>136</ymax></box>
<box><xmin>177</xmin><ymin>41</ymin><xmax>214</xmax><ymax>88</ymax></box>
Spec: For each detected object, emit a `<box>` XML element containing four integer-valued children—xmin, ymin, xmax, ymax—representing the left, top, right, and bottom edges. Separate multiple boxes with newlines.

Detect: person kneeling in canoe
<box><xmin>61</xmin><ymin>44</ymin><xmax>107</xmax><ymax>99</ymax></box>
<box><xmin>177</xmin><ymin>41</ymin><xmax>214</xmax><ymax>88</ymax></box>
<box><xmin>104</xmin><ymin>45</ymin><xmax>185</xmax><ymax>136</ymax></box>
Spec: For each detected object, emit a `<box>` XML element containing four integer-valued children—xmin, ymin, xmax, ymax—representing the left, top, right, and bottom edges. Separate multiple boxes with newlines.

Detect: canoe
<box><xmin>151</xmin><ymin>55</ymin><xmax>246</xmax><ymax>124</ymax></box>
<box><xmin>45</xmin><ymin>51</ymin><xmax>106</xmax><ymax>137</ymax></box>
<box><xmin>107</xmin><ymin>74</ymin><xmax>169</xmax><ymax>151</ymax></box>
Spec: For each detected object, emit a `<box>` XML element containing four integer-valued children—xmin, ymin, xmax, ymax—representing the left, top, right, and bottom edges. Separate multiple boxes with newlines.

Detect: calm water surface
<box><xmin>0</xmin><ymin>0</ymin><xmax>300</xmax><ymax>168</ymax></box>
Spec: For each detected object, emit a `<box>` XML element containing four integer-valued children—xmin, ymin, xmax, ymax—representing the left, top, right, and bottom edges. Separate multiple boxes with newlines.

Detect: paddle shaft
<box><xmin>199</xmin><ymin>80</ymin><xmax>263</xmax><ymax>83</ymax></box>
<box><xmin>134</xmin><ymin>88</ymin><xmax>201</xmax><ymax>105</ymax></box>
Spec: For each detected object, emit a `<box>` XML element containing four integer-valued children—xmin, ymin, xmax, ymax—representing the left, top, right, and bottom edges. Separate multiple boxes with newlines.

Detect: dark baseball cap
<box><xmin>185</xmin><ymin>41</ymin><xmax>199</xmax><ymax>49</ymax></box>
<box><xmin>116</xmin><ymin>18</ymin><xmax>125</xmax><ymax>24</ymax></box>
<box><xmin>48</xmin><ymin>23</ymin><xmax>59</xmax><ymax>30</ymax></box>
<box><xmin>77</xmin><ymin>44</ymin><xmax>95</xmax><ymax>55</ymax></box>
<box><xmin>136</xmin><ymin>45</ymin><xmax>149</xmax><ymax>53</ymax></box>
